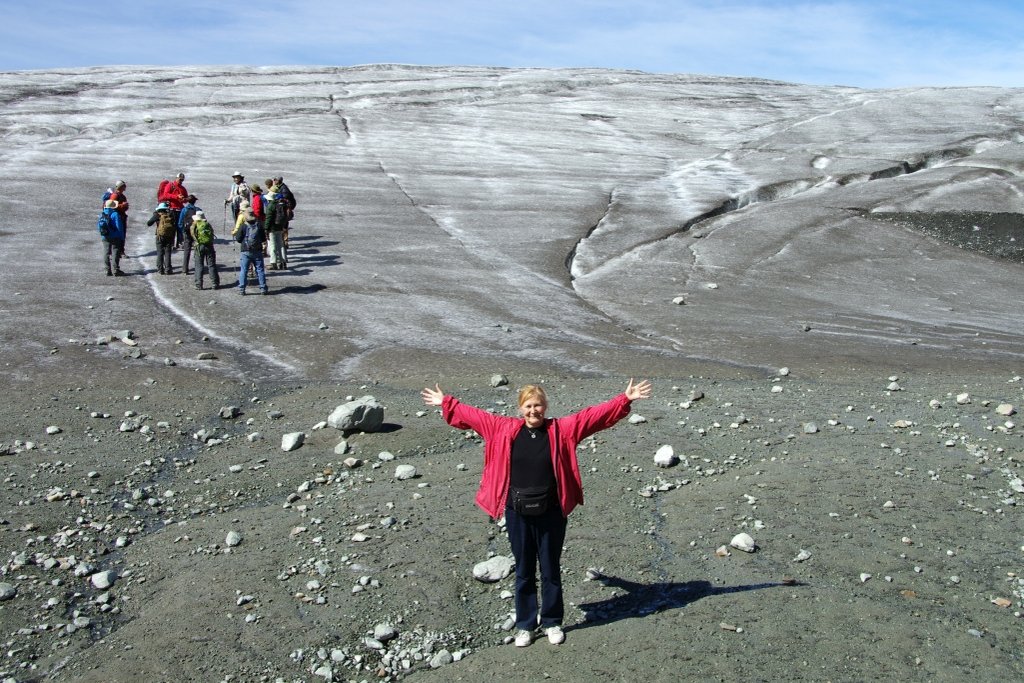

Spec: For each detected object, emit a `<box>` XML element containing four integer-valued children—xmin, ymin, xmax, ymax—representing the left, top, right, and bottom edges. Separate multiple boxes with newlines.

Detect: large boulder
<box><xmin>328</xmin><ymin>396</ymin><xmax>385</xmax><ymax>432</ymax></box>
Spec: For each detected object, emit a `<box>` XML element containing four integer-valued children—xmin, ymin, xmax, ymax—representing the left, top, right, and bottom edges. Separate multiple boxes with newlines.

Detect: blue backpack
<box><xmin>97</xmin><ymin>211</ymin><xmax>114</xmax><ymax>237</ymax></box>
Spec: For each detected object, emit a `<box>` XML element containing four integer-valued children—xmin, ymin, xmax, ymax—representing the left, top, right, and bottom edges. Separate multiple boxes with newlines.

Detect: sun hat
<box><xmin>156</xmin><ymin>202</ymin><xmax>169</xmax><ymax>210</ymax></box>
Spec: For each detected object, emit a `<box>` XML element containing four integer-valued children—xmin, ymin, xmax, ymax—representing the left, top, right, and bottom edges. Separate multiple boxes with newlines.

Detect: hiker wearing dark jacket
<box><xmin>98</xmin><ymin>199</ymin><xmax>126</xmax><ymax>276</ymax></box>
<box><xmin>178</xmin><ymin>195</ymin><xmax>199</xmax><ymax>274</ymax></box>
<box><xmin>147</xmin><ymin>202</ymin><xmax>175</xmax><ymax>275</ymax></box>
<box><xmin>232</xmin><ymin>206</ymin><xmax>268</xmax><ymax>295</ymax></box>
<box><xmin>264</xmin><ymin>188</ymin><xmax>287</xmax><ymax>269</ymax></box>
<box><xmin>274</xmin><ymin>176</ymin><xmax>296</xmax><ymax>249</ymax></box>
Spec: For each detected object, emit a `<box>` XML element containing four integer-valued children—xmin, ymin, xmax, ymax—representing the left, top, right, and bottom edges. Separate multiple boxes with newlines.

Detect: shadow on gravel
<box><xmin>266</xmin><ymin>283</ymin><xmax>327</xmax><ymax>295</ymax></box>
<box><xmin>573</xmin><ymin>574</ymin><xmax>802</xmax><ymax>630</ymax></box>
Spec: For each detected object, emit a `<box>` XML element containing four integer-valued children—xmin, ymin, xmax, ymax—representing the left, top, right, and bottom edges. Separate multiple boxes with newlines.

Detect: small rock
<box><xmin>956</xmin><ymin>392</ymin><xmax>971</xmax><ymax>405</ymax></box>
<box><xmin>0</xmin><ymin>583</ymin><xmax>16</xmax><ymax>601</ymax></box>
<box><xmin>653</xmin><ymin>445</ymin><xmax>678</xmax><ymax>468</ymax></box>
<box><xmin>394</xmin><ymin>464</ymin><xmax>417</xmax><ymax>480</ymax></box>
<box><xmin>473</xmin><ymin>556</ymin><xmax>515</xmax><ymax>583</ymax></box>
<box><xmin>628</xmin><ymin>414</ymin><xmax>647</xmax><ymax>424</ymax></box>
<box><xmin>197</xmin><ymin>352</ymin><xmax>217</xmax><ymax>360</ymax></box>
<box><xmin>220</xmin><ymin>406</ymin><xmax>241</xmax><ymax>419</ymax></box>
<box><xmin>373</xmin><ymin>623</ymin><xmax>398</xmax><ymax>642</ymax></box>
<box><xmin>45</xmin><ymin>425</ymin><xmax>62</xmax><ymax>435</ymax></box>
<box><xmin>803</xmin><ymin>422</ymin><xmax>819</xmax><ymax>434</ymax></box>
<box><xmin>490</xmin><ymin>374</ymin><xmax>508</xmax><ymax>387</ymax></box>
<box><xmin>328</xmin><ymin>396</ymin><xmax>385</xmax><ymax>432</ymax></box>
<box><xmin>995</xmin><ymin>403</ymin><xmax>1015</xmax><ymax>416</ymax></box>
<box><xmin>225</xmin><ymin>531</ymin><xmax>242</xmax><ymax>547</ymax></box>
<box><xmin>281</xmin><ymin>432</ymin><xmax>305</xmax><ymax>451</ymax></box>
<box><xmin>729</xmin><ymin>533</ymin><xmax>756</xmax><ymax>553</ymax></box>
<box><xmin>429</xmin><ymin>650</ymin><xmax>454</xmax><ymax>669</ymax></box>
<box><xmin>860</xmin><ymin>573</ymin><xmax>872</xmax><ymax>583</ymax></box>
<box><xmin>91</xmin><ymin>570</ymin><xmax>117</xmax><ymax>590</ymax></box>
<box><xmin>793</xmin><ymin>549</ymin><xmax>811</xmax><ymax>562</ymax></box>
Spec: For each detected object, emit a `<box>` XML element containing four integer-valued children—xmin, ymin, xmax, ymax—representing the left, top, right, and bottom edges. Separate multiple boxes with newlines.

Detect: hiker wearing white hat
<box><xmin>225</xmin><ymin>171</ymin><xmax>251</xmax><ymax>223</ymax></box>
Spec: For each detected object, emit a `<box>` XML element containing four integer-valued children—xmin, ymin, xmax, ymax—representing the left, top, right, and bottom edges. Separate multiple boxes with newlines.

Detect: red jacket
<box><xmin>441</xmin><ymin>392</ymin><xmax>633</xmax><ymax>518</ymax></box>
<box><xmin>159</xmin><ymin>180</ymin><xmax>188</xmax><ymax>210</ymax></box>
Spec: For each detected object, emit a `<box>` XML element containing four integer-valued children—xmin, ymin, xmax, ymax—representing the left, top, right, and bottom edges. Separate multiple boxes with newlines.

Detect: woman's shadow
<box><xmin>572</xmin><ymin>572</ymin><xmax>802</xmax><ymax>631</ymax></box>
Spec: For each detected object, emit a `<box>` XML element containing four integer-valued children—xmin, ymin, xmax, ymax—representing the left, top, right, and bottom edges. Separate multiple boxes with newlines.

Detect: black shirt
<box><xmin>510</xmin><ymin>423</ymin><xmax>555</xmax><ymax>492</ymax></box>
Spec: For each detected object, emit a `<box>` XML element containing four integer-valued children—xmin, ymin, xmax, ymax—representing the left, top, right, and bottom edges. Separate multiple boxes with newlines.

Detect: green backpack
<box><xmin>193</xmin><ymin>219</ymin><xmax>214</xmax><ymax>246</ymax></box>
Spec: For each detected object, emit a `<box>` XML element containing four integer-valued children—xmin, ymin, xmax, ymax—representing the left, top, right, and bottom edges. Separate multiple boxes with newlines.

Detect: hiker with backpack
<box><xmin>274</xmin><ymin>175</ymin><xmax>296</xmax><ymax>249</ymax></box>
<box><xmin>190</xmin><ymin>210</ymin><xmax>219</xmax><ymax>290</ymax></box>
<box><xmin>97</xmin><ymin>199</ymin><xmax>126</xmax><ymax>276</ymax></box>
<box><xmin>147</xmin><ymin>202</ymin><xmax>176</xmax><ymax>275</ymax></box>
<box><xmin>158</xmin><ymin>173</ymin><xmax>189</xmax><ymax>248</ymax></box>
<box><xmin>103</xmin><ymin>181</ymin><xmax>130</xmax><ymax>248</ymax></box>
<box><xmin>224</xmin><ymin>172</ymin><xmax>250</xmax><ymax>223</ymax></box>
<box><xmin>264</xmin><ymin>186</ymin><xmax>288</xmax><ymax>270</ymax></box>
<box><xmin>232</xmin><ymin>205</ymin><xmax>268</xmax><ymax>295</ymax></box>
<box><xmin>178</xmin><ymin>194</ymin><xmax>200</xmax><ymax>274</ymax></box>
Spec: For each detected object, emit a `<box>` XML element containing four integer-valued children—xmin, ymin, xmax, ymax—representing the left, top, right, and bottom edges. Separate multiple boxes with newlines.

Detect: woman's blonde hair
<box><xmin>517</xmin><ymin>384</ymin><xmax>547</xmax><ymax>407</ymax></box>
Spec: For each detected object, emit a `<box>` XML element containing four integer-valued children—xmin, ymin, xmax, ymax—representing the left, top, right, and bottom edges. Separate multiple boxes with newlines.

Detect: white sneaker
<box><xmin>545</xmin><ymin>625</ymin><xmax>565</xmax><ymax>645</ymax></box>
<box><xmin>514</xmin><ymin>629</ymin><xmax>533</xmax><ymax>647</ymax></box>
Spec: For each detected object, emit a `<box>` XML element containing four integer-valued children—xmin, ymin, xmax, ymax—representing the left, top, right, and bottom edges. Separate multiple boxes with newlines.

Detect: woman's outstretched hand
<box><xmin>421</xmin><ymin>384</ymin><xmax>444</xmax><ymax>407</ymax></box>
<box><xmin>625</xmin><ymin>378</ymin><xmax>652</xmax><ymax>401</ymax></box>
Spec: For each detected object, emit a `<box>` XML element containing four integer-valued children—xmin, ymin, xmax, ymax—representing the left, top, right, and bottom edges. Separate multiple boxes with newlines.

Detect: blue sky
<box><xmin>2</xmin><ymin>0</ymin><xmax>1021</xmax><ymax>88</ymax></box>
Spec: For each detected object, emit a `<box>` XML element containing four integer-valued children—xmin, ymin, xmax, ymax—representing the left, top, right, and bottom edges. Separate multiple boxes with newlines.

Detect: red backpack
<box><xmin>157</xmin><ymin>179</ymin><xmax>171</xmax><ymax>201</ymax></box>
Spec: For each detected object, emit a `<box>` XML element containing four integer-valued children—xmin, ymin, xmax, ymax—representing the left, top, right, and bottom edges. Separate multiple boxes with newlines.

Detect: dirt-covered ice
<box><xmin>0</xmin><ymin>66</ymin><xmax>1021</xmax><ymax>682</ymax></box>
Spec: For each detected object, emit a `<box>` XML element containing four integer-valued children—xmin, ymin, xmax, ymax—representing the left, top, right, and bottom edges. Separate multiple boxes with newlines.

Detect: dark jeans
<box><xmin>181</xmin><ymin>237</ymin><xmax>194</xmax><ymax>273</ymax></box>
<box><xmin>194</xmin><ymin>245</ymin><xmax>219</xmax><ymax>288</ymax></box>
<box><xmin>102</xmin><ymin>238</ymin><xmax>124</xmax><ymax>273</ymax></box>
<box><xmin>170</xmin><ymin>209</ymin><xmax>182</xmax><ymax>247</ymax></box>
<box><xmin>155</xmin><ymin>235</ymin><xmax>174</xmax><ymax>273</ymax></box>
<box><xmin>505</xmin><ymin>503</ymin><xmax>567</xmax><ymax>631</ymax></box>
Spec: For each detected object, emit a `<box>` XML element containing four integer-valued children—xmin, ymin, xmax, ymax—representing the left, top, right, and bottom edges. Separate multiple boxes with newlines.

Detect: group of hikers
<box><xmin>97</xmin><ymin>172</ymin><xmax>297</xmax><ymax>294</ymax></box>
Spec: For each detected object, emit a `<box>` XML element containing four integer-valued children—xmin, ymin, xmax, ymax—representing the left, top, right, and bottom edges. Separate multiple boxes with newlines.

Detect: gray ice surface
<box><xmin>1</xmin><ymin>65</ymin><xmax>1022</xmax><ymax>380</ymax></box>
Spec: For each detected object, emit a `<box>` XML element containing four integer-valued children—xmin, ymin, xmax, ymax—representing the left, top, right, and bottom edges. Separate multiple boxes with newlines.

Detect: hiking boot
<box><xmin>260</xmin><ymin>289</ymin><xmax>269</xmax><ymax>296</ymax></box>
<box><xmin>238</xmin><ymin>289</ymin><xmax>245</xmax><ymax>296</ymax></box>
<box><xmin>545</xmin><ymin>626</ymin><xmax>565</xmax><ymax>645</ymax></box>
<box><xmin>514</xmin><ymin>630</ymin><xmax>533</xmax><ymax>647</ymax></box>
<box><xmin>106</xmin><ymin>270</ymin><xmax>113</xmax><ymax>276</ymax></box>
<box><xmin>114</xmin><ymin>270</ymin><xmax>126</xmax><ymax>276</ymax></box>
<box><xmin>194</xmin><ymin>284</ymin><xmax>202</xmax><ymax>290</ymax></box>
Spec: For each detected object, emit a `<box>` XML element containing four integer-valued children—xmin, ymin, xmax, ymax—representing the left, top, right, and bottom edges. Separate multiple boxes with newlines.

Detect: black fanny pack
<box><xmin>511</xmin><ymin>486</ymin><xmax>552</xmax><ymax>516</ymax></box>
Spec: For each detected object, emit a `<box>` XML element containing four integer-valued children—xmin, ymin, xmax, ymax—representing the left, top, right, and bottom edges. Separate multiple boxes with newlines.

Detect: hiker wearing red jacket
<box><xmin>158</xmin><ymin>173</ymin><xmax>188</xmax><ymax>247</ymax></box>
<box><xmin>421</xmin><ymin>378</ymin><xmax>652</xmax><ymax>648</ymax></box>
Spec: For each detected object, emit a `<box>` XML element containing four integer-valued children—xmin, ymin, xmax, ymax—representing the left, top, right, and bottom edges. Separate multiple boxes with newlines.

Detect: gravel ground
<box><xmin>0</xmin><ymin>334</ymin><xmax>1021</xmax><ymax>682</ymax></box>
